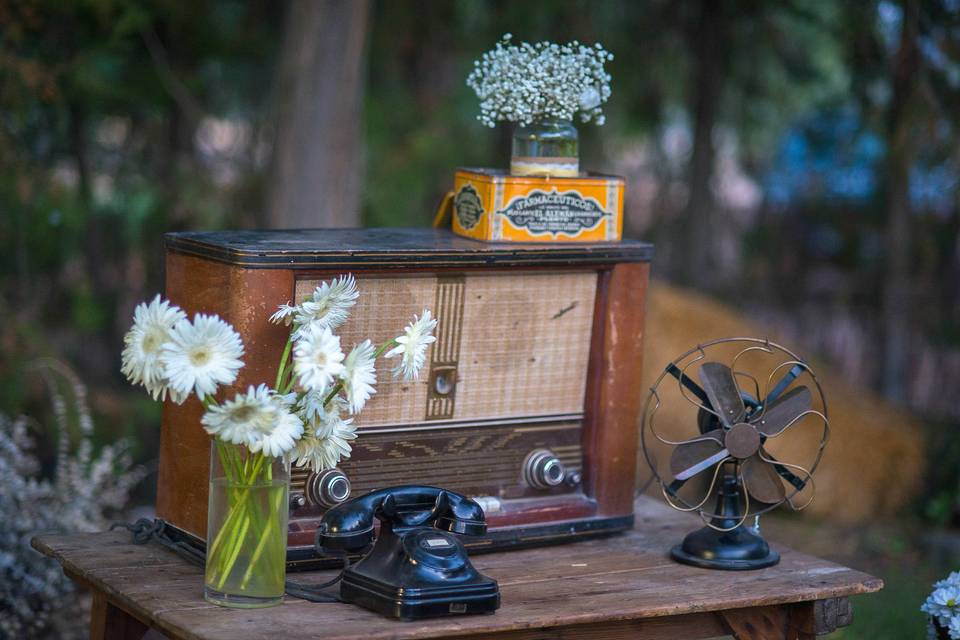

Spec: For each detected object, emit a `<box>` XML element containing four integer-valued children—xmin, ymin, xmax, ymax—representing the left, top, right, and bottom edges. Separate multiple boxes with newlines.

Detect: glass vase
<box><xmin>204</xmin><ymin>440</ymin><xmax>289</xmax><ymax>608</ymax></box>
<box><xmin>511</xmin><ymin>118</ymin><xmax>580</xmax><ymax>177</ymax></box>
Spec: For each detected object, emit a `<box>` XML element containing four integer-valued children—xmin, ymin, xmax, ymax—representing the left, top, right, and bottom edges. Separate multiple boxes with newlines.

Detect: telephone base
<box><xmin>341</xmin><ymin>570</ymin><xmax>500</xmax><ymax>620</ymax></box>
<box><xmin>338</xmin><ymin>526</ymin><xmax>500</xmax><ymax>620</ymax></box>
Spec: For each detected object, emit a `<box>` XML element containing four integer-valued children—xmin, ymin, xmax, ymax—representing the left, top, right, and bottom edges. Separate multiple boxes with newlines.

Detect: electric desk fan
<box><xmin>640</xmin><ymin>338</ymin><xmax>829</xmax><ymax>570</ymax></box>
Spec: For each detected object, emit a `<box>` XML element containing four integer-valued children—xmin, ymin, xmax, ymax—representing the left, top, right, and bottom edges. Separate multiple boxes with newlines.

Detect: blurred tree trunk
<box><xmin>267</xmin><ymin>0</ymin><xmax>370</xmax><ymax>228</ymax></box>
<box><xmin>882</xmin><ymin>0</ymin><xmax>921</xmax><ymax>403</ymax></box>
<box><xmin>682</xmin><ymin>0</ymin><xmax>727</xmax><ymax>286</ymax></box>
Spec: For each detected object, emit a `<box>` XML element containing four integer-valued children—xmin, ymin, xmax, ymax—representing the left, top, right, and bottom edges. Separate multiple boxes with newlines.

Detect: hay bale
<box><xmin>638</xmin><ymin>281</ymin><xmax>924</xmax><ymax>523</ymax></box>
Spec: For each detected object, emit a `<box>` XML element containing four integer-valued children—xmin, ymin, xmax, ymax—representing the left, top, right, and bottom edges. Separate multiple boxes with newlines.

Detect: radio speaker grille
<box><xmin>295</xmin><ymin>271</ymin><xmax>598</xmax><ymax>428</ymax></box>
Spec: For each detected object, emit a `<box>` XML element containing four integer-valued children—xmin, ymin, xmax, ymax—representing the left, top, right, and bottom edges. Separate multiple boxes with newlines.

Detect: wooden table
<box><xmin>32</xmin><ymin>497</ymin><xmax>881</xmax><ymax>640</ymax></box>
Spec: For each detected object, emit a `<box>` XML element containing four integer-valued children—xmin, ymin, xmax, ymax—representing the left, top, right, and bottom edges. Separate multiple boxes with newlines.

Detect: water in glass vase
<box><xmin>511</xmin><ymin>118</ymin><xmax>579</xmax><ymax>177</ymax></box>
<box><xmin>204</xmin><ymin>443</ymin><xmax>289</xmax><ymax>608</ymax></box>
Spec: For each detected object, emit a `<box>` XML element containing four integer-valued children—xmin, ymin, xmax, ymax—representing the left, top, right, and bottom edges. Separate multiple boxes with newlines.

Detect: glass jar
<box><xmin>204</xmin><ymin>440</ymin><xmax>289</xmax><ymax>608</ymax></box>
<box><xmin>511</xmin><ymin>118</ymin><xmax>580</xmax><ymax>177</ymax></box>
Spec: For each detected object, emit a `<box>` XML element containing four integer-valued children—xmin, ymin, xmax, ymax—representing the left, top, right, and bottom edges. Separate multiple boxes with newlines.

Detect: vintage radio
<box><xmin>158</xmin><ymin>228</ymin><xmax>652</xmax><ymax>567</ymax></box>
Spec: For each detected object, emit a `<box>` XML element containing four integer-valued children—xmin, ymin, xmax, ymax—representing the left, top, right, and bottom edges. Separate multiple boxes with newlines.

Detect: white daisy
<box><xmin>160</xmin><ymin>314</ymin><xmax>245</xmax><ymax>401</ymax></box>
<box><xmin>202</xmin><ymin>384</ymin><xmax>274</xmax><ymax>445</ymax></box>
<box><xmin>340</xmin><ymin>340</ymin><xmax>376</xmax><ymax>413</ymax></box>
<box><xmin>292</xmin><ymin>275</ymin><xmax>359</xmax><ymax>336</ymax></box>
<box><xmin>949</xmin><ymin>615</ymin><xmax>960</xmax><ymax>639</ymax></box>
<box><xmin>296</xmin><ymin>388</ymin><xmax>347</xmax><ymax>436</ymax></box>
<box><xmin>291</xmin><ymin>418</ymin><xmax>357</xmax><ymax>472</ymax></box>
<box><xmin>121</xmin><ymin>295</ymin><xmax>186</xmax><ymax>401</ymax></box>
<box><xmin>201</xmin><ymin>385</ymin><xmax>304</xmax><ymax>458</ymax></box>
<box><xmin>924</xmin><ymin>584</ymin><xmax>960</xmax><ymax>621</ymax></box>
<box><xmin>269</xmin><ymin>303</ymin><xmax>299</xmax><ymax>326</ymax></box>
<box><xmin>386</xmin><ymin>310</ymin><xmax>438</xmax><ymax>380</ymax></box>
<box><xmin>251</xmin><ymin>404</ymin><xmax>304</xmax><ymax>458</ymax></box>
<box><xmin>293</xmin><ymin>323</ymin><xmax>345</xmax><ymax>391</ymax></box>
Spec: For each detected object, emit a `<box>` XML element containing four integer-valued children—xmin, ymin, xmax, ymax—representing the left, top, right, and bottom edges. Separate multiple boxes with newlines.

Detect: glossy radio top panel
<box><xmin>295</xmin><ymin>271</ymin><xmax>598</xmax><ymax>428</ymax></box>
<box><xmin>163</xmin><ymin>228</ymin><xmax>653</xmax><ymax>268</ymax></box>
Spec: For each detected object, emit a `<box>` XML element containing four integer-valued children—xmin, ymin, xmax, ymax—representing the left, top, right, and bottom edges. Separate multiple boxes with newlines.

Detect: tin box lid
<box><xmin>164</xmin><ymin>228</ymin><xmax>653</xmax><ymax>269</ymax></box>
<box><xmin>456</xmin><ymin>167</ymin><xmax>624</xmax><ymax>185</ymax></box>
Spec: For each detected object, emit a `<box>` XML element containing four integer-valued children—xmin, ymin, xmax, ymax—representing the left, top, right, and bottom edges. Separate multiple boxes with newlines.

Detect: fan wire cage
<box><xmin>641</xmin><ymin>337</ymin><xmax>830</xmax><ymax>534</ymax></box>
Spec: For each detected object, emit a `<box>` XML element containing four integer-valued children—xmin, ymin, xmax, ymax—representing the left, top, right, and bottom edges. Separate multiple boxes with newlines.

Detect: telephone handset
<box><xmin>316</xmin><ymin>485</ymin><xmax>500</xmax><ymax>620</ymax></box>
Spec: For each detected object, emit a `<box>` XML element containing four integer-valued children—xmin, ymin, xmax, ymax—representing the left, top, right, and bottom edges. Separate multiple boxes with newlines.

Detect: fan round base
<box><xmin>671</xmin><ymin>543</ymin><xmax>780</xmax><ymax>570</ymax></box>
<box><xmin>670</xmin><ymin>521</ymin><xmax>780</xmax><ymax>571</ymax></box>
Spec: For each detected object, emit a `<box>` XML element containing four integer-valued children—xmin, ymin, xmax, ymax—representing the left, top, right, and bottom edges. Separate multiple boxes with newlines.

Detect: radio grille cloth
<box><xmin>294</xmin><ymin>271</ymin><xmax>597</xmax><ymax>427</ymax></box>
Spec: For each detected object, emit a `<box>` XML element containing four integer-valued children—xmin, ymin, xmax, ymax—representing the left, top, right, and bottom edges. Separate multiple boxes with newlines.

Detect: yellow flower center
<box><xmin>314</xmin><ymin>352</ymin><xmax>327</xmax><ymax>366</ymax></box>
<box><xmin>231</xmin><ymin>405</ymin><xmax>257</xmax><ymax>422</ymax></box>
<box><xmin>142</xmin><ymin>329</ymin><xmax>164</xmax><ymax>354</ymax></box>
<box><xmin>189</xmin><ymin>346</ymin><xmax>211</xmax><ymax>366</ymax></box>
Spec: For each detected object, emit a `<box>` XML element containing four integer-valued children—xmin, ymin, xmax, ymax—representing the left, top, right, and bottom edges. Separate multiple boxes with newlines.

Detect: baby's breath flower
<box><xmin>466</xmin><ymin>35</ymin><xmax>614</xmax><ymax>127</ymax></box>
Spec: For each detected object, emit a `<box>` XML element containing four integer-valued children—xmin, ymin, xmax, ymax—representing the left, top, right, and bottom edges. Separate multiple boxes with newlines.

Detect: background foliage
<box><xmin>2</xmin><ymin>1</ymin><xmax>960</xmax><ymax>637</ymax></box>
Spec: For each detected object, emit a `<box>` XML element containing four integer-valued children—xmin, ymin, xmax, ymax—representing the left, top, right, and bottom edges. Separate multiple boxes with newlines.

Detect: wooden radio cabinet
<box><xmin>159</xmin><ymin>228</ymin><xmax>652</xmax><ymax>567</ymax></box>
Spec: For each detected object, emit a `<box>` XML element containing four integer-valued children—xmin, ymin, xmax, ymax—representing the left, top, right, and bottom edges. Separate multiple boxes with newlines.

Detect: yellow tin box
<box><xmin>447</xmin><ymin>168</ymin><xmax>624</xmax><ymax>242</ymax></box>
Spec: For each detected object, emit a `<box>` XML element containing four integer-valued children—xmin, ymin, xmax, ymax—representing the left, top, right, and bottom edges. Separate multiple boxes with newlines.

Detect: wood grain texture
<box><xmin>90</xmin><ymin>591</ymin><xmax>149</xmax><ymax>640</ymax></box>
<box><xmin>164</xmin><ymin>228</ymin><xmax>654</xmax><ymax>268</ymax></box>
<box><xmin>34</xmin><ymin>497</ymin><xmax>882</xmax><ymax>640</ymax></box>
<box><xmin>584</xmin><ymin>262</ymin><xmax>650</xmax><ymax>517</ymax></box>
<box><xmin>158</xmin><ymin>252</ymin><xmax>294</xmax><ymax>539</ymax></box>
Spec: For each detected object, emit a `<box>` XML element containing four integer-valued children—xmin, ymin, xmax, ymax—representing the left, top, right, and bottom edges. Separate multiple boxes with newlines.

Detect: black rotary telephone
<box><xmin>315</xmin><ymin>485</ymin><xmax>500</xmax><ymax>620</ymax></box>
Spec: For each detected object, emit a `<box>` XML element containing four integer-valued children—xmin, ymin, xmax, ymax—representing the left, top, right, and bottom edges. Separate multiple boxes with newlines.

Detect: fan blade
<box><xmin>675</xmin><ymin>449</ymin><xmax>729</xmax><ymax>481</ymax></box>
<box><xmin>753</xmin><ymin>386</ymin><xmax>811</xmax><ymax>437</ymax></box>
<box><xmin>666</xmin><ymin>363</ymin><xmax>711</xmax><ymax>406</ymax></box>
<box><xmin>765</xmin><ymin>363</ymin><xmax>805</xmax><ymax>405</ymax></box>
<box><xmin>771</xmin><ymin>460</ymin><xmax>808</xmax><ymax>491</ymax></box>
<box><xmin>665</xmin><ymin>478</ymin><xmax>687</xmax><ymax>497</ymax></box>
<box><xmin>668</xmin><ymin>363</ymin><xmax>760</xmax><ymax>410</ymax></box>
<box><xmin>699</xmin><ymin>362</ymin><xmax>745</xmax><ymax>428</ymax></box>
<box><xmin>670</xmin><ymin>429</ymin><xmax>727</xmax><ymax>480</ymax></box>
<box><xmin>741</xmin><ymin>455</ymin><xmax>786</xmax><ymax>504</ymax></box>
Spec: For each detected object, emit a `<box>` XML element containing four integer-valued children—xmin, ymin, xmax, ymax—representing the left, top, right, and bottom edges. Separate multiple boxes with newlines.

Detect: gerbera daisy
<box><xmin>202</xmin><ymin>385</ymin><xmax>303</xmax><ymax>457</ymax></box>
<box><xmin>292</xmin><ymin>275</ymin><xmax>359</xmax><ymax>336</ymax></box>
<box><xmin>251</xmin><ymin>400</ymin><xmax>304</xmax><ymax>458</ymax></box>
<box><xmin>160</xmin><ymin>314</ymin><xmax>244</xmax><ymax>401</ymax></box>
<box><xmin>291</xmin><ymin>418</ymin><xmax>357</xmax><ymax>471</ymax></box>
<box><xmin>340</xmin><ymin>340</ymin><xmax>376</xmax><ymax>414</ymax></box>
<box><xmin>268</xmin><ymin>303</ymin><xmax>299</xmax><ymax>326</ymax></box>
<box><xmin>293</xmin><ymin>323</ymin><xmax>345</xmax><ymax>391</ymax></box>
<box><xmin>121</xmin><ymin>295</ymin><xmax>185</xmax><ymax>401</ymax></box>
<box><xmin>202</xmin><ymin>384</ymin><xmax>274</xmax><ymax>445</ymax></box>
<box><xmin>296</xmin><ymin>388</ymin><xmax>347</xmax><ymax>436</ymax></box>
<box><xmin>386</xmin><ymin>310</ymin><xmax>438</xmax><ymax>380</ymax></box>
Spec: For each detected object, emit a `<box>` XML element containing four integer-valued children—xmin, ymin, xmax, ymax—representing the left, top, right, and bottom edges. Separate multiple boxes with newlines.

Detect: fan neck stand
<box><xmin>670</xmin><ymin>470</ymin><xmax>780</xmax><ymax>570</ymax></box>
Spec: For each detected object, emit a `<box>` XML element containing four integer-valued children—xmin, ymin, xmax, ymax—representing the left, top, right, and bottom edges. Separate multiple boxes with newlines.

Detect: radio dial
<box><xmin>306</xmin><ymin>469</ymin><xmax>352</xmax><ymax>508</ymax></box>
<box><xmin>523</xmin><ymin>449</ymin><xmax>566</xmax><ymax>490</ymax></box>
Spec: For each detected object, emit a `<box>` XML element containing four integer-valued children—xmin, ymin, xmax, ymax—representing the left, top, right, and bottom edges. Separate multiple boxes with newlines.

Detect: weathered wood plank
<box><xmin>32</xmin><ymin>497</ymin><xmax>882</xmax><ymax>640</ymax></box>
<box><xmin>90</xmin><ymin>591</ymin><xmax>150</xmax><ymax>640</ymax></box>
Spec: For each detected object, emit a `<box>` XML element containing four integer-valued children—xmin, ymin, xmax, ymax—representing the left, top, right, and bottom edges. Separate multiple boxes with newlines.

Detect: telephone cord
<box><xmin>111</xmin><ymin>518</ymin><xmax>346</xmax><ymax>603</ymax></box>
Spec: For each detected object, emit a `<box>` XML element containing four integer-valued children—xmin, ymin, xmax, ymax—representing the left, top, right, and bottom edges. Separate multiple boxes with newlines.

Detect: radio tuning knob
<box><xmin>289</xmin><ymin>493</ymin><xmax>307</xmax><ymax>510</ymax></box>
<box><xmin>523</xmin><ymin>449</ymin><xmax>566</xmax><ymax>490</ymax></box>
<box><xmin>305</xmin><ymin>468</ymin><xmax>352</xmax><ymax>508</ymax></box>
